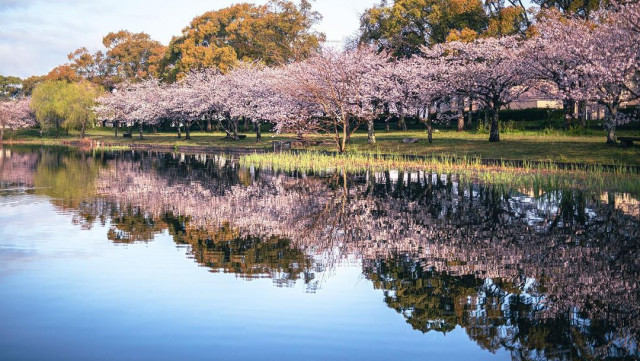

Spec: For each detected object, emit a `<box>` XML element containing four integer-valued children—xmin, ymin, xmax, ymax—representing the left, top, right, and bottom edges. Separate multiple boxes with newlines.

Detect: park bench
<box><xmin>122</xmin><ymin>133</ymin><xmax>132</xmax><ymax>138</ymax></box>
<box><xmin>618</xmin><ymin>136</ymin><xmax>640</xmax><ymax>147</ymax></box>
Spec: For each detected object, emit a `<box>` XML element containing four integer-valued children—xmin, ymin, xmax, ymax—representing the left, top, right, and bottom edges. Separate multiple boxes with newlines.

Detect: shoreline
<box><xmin>4</xmin><ymin>137</ymin><xmax>640</xmax><ymax>173</ymax></box>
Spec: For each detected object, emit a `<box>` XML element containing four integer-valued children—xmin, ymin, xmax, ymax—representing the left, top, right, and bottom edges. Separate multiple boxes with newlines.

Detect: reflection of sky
<box><xmin>0</xmin><ymin>0</ymin><xmax>377</xmax><ymax>78</ymax></box>
<box><xmin>0</xmin><ymin>194</ymin><xmax>510</xmax><ymax>360</ymax></box>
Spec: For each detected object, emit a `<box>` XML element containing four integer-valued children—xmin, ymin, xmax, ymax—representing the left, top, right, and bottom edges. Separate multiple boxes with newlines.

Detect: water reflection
<box><xmin>1</xmin><ymin>146</ymin><xmax>639</xmax><ymax>360</ymax></box>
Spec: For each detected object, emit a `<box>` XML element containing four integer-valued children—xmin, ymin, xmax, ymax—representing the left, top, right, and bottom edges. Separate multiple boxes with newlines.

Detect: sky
<box><xmin>0</xmin><ymin>0</ymin><xmax>378</xmax><ymax>78</ymax></box>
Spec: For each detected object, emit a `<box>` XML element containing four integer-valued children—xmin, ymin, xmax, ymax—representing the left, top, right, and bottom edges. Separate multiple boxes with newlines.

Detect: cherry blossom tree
<box><xmin>579</xmin><ymin>5</ymin><xmax>640</xmax><ymax>144</ymax></box>
<box><xmin>96</xmin><ymin>9</ymin><xmax>639</xmax><ymax>147</ymax></box>
<box><xmin>272</xmin><ymin>47</ymin><xmax>388</xmax><ymax>152</ymax></box>
<box><xmin>378</xmin><ymin>55</ymin><xmax>452</xmax><ymax>143</ymax></box>
<box><xmin>224</xmin><ymin>63</ymin><xmax>281</xmax><ymax>142</ymax></box>
<box><xmin>522</xmin><ymin>11</ymin><xmax>589</xmax><ymax>129</ymax></box>
<box><xmin>96</xmin><ymin>79</ymin><xmax>165</xmax><ymax>139</ymax></box>
<box><xmin>95</xmin><ymin>89</ymin><xmax>130</xmax><ymax>138</ymax></box>
<box><xmin>0</xmin><ymin>98</ymin><xmax>36</xmax><ymax>140</ymax></box>
<box><xmin>523</xmin><ymin>4</ymin><xmax>639</xmax><ymax>143</ymax></box>
<box><xmin>164</xmin><ymin>78</ymin><xmax>205</xmax><ymax>140</ymax></box>
<box><xmin>431</xmin><ymin>36</ymin><xmax>531</xmax><ymax>142</ymax></box>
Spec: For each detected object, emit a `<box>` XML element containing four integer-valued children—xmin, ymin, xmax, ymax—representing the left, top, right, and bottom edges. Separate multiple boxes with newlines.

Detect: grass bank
<box><xmin>3</xmin><ymin>126</ymin><xmax>640</xmax><ymax>166</ymax></box>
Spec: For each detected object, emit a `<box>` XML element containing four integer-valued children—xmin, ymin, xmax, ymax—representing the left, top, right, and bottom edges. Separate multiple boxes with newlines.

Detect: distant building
<box><xmin>506</xmin><ymin>98</ymin><xmax>562</xmax><ymax>110</ymax></box>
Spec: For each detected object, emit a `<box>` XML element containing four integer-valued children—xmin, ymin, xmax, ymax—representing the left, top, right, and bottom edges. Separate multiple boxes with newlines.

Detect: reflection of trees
<box><xmin>107</xmin><ymin>205</ymin><xmax>164</xmax><ymax>243</ymax></box>
<box><xmin>0</xmin><ymin>147</ymin><xmax>38</xmax><ymax>187</ymax></box>
<box><xmin>5</xmin><ymin>148</ymin><xmax>639</xmax><ymax>360</ymax></box>
<box><xmin>183</xmin><ymin>221</ymin><xmax>316</xmax><ymax>288</ymax></box>
<box><xmin>96</xmin><ymin>153</ymin><xmax>638</xmax><ymax>359</ymax></box>
<box><xmin>364</xmin><ymin>254</ymin><xmax>484</xmax><ymax>335</ymax></box>
<box><xmin>32</xmin><ymin>147</ymin><xmax>101</xmax><ymax>211</ymax></box>
<box><xmin>364</xmin><ymin>255</ymin><xmax>639</xmax><ymax>360</ymax></box>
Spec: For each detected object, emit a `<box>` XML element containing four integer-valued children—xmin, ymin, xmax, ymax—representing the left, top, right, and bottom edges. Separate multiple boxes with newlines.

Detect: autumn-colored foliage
<box><xmin>158</xmin><ymin>0</ymin><xmax>324</xmax><ymax>81</ymax></box>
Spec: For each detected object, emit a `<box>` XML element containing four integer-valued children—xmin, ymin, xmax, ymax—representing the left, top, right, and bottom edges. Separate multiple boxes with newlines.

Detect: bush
<box><xmin>499</xmin><ymin>108</ymin><xmax>563</xmax><ymax>123</ymax></box>
<box><xmin>500</xmin><ymin>119</ymin><xmax>525</xmax><ymax>134</ymax></box>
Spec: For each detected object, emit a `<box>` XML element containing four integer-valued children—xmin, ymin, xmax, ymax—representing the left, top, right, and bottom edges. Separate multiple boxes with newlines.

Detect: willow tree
<box><xmin>31</xmin><ymin>80</ymin><xmax>101</xmax><ymax>138</ymax></box>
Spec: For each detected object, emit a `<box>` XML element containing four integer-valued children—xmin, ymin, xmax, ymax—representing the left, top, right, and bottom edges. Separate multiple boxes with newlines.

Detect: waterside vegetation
<box><xmin>240</xmin><ymin>150</ymin><xmax>640</xmax><ymax>196</ymax></box>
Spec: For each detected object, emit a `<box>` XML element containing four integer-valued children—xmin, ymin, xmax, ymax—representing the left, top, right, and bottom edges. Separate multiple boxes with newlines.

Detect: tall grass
<box><xmin>240</xmin><ymin>151</ymin><xmax>640</xmax><ymax>195</ymax></box>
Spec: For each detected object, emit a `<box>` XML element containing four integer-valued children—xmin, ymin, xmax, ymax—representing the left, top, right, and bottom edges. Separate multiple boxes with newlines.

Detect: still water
<box><xmin>0</xmin><ymin>146</ymin><xmax>638</xmax><ymax>361</ymax></box>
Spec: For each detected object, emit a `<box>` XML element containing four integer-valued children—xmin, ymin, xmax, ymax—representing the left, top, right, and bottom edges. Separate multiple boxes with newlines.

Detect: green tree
<box><xmin>31</xmin><ymin>81</ymin><xmax>66</xmax><ymax>137</ymax></box>
<box><xmin>63</xmin><ymin>81</ymin><xmax>102</xmax><ymax>138</ymax></box>
<box><xmin>359</xmin><ymin>0</ymin><xmax>488</xmax><ymax>57</ymax></box>
<box><xmin>30</xmin><ymin>80</ymin><xmax>101</xmax><ymax>138</ymax></box>
<box><xmin>159</xmin><ymin>0</ymin><xmax>324</xmax><ymax>81</ymax></box>
<box><xmin>0</xmin><ymin>75</ymin><xmax>22</xmax><ymax>99</ymax></box>
<box><xmin>532</xmin><ymin>0</ymin><xmax>608</xmax><ymax>18</ymax></box>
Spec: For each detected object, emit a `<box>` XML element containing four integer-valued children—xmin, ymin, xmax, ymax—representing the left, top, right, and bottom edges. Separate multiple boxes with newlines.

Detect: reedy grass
<box><xmin>240</xmin><ymin>150</ymin><xmax>640</xmax><ymax>196</ymax></box>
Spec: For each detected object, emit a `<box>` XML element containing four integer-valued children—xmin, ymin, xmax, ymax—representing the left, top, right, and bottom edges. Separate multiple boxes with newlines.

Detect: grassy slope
<box><xmin>4</xmin><ymin>126</ymin><xmax>640</xmax><ymax>165</ymax></box>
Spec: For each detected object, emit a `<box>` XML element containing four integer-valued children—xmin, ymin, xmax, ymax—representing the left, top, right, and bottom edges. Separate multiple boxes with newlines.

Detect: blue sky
<box><xmin>0</xmin><ymin>0</ymin><xmax>378</xmax><ymax>78</ymax></box>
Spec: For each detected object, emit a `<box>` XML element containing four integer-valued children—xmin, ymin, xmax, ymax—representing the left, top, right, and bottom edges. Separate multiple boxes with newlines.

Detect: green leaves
<box><xmin>30</xmin><ymin>80</ymin><xmax>101</xmax><ymax>137</ymax></box>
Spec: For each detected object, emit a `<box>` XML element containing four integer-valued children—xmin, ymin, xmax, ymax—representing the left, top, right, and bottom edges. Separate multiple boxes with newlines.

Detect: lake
<box><xmin>0</xmin><ymin>146</ymin><xmax>638</xmax><ymax>361</ymax></box>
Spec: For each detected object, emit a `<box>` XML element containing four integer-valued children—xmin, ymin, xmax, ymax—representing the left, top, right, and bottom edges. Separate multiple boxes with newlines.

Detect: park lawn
<box><xmin>336</xmin><ymin>130</ymin><xmax>640</xmax><ymax>165</ymax></box>
<box><xmin>4</xmin><ymin>127</ymin><xmax>640</xmax><ymax>166</ymax></box>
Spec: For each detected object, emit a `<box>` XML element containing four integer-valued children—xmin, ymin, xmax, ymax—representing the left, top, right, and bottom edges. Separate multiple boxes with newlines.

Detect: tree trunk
<box><xmin>427</xmin><ymin>117</ymin><xmax>433</xmax><ymax>143</ymax></box>
<box><xmin>1</xmin><ymin>125</ymin><xmax>4</xmax><ymax>141</ymax></box>
<box><xmin>185</xmin><ymin>122</ymin><xmax>191</xmax><ymax>140</ymax></box>
<box><xmin>138</xmin><ymin>121</ymin><xmax>143</xmax><ymax>140</ymax></box>
<box><xmin>607</xmin><ymin>126</ymin><xmax>616</xmax><ymax>145</ymax></box>
<box><xmin>467</xmin><ymin>98</ymin><xmax>473</xmax><ymax>126</ymax></box>
<box><xmin>489</xmin><ymin>108</ymin><xmax>500</xmax><ymax>142</ymax></box>
<box><xmin>367</xmin><ymin>118</ymin><xmax>376</xmax><ymax>144</ymax></box>
<box><xmin>177</xmin><ymin>123</ymin><xmax>181</xmax><ymax>138</ymax></box>
<box><xmin>232</xmin><ymin>118</ymin><xmax>239</xmax><ymax>140</ymax></box>
<box><xmin>457</xmin><ymin>97</ymin><xmax>465</xmax><ymax>132</ymax></box>
<box><xmin>578</xmin><ymin>100</ymin><xmax>587</xmax><ymax>129</ymax></box>
<box><xmin>114</xmin><ymin>121</ymin><xmax>118</xmax><ymax>138</ymax></box>
<box><xmin>243</xmin><ymin>117</ymin><xmax>249</xmax><ymax>131</ymax></box>
<box><xmin>255</xmin><ymin>120</ymin><xmax>262</xmax><ymax>142</ymax></box>
<box><xmin>340</xmin><ymin>119</ymin><xmax>348</xmax><ymax>153</ymax></box>
<box><xmin>484</xmin><ymin>110</ymin><xmax>488</xmax><ymax>130</ymax></box>
<box><xmin>80</xmin><ymin>121</ymin><xmax>86</xmax><ymax>139</ymax></box>
<box><xmin>605</xmin><ymin>105</ymin><xmax>618</xmax><ymax>145</ymax></box>
<box><xmin>446</xmin><ymin>99</ymin><xmax>452</xmax><ymax>128</ymax></box>
<box><xmin>206</xmin><ymin>118</ymin><xmax>212</xmax><ymax>132</ymax></box>
<box><xmin>385</xmin><ymin>117</ymin><xmax>390</xmax><ymax>132</ymax></box>
<box><xmin>562</xmin><ymin>98</ymin><xmax>576</xmax><ymax>130</ymax></box>
<box><xmin>398</xmin><ymin>115</ymin><xmax>407</xmax><ymax>131</ymax></box>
